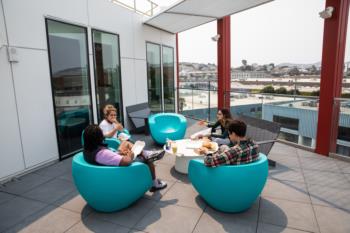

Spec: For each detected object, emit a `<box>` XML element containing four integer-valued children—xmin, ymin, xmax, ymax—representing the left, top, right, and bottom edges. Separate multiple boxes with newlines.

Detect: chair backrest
<box><xmin>126</xmin><ymin>102</ymin><xmax>151</xmax><ymax>131</ymax></box>
<box><xmin>236</xmin><ymin>114</ymin><xmax>280</xmax><ymax>155</ymax></box>
<box><xmin>153</xmin><ymin>114</ymin><xmax>182</xmax><ymax>129</ymax></box>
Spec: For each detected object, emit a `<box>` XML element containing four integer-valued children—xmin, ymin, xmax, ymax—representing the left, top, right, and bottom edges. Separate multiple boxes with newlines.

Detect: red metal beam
<box><xmin>217</xmin><ymin>16</ymin><xmax>231</xmax><ymax>109</ymax></box>
<box><xmin>316</xmin><ymin>0</ymin><xmax>350</xmax><ymax>155</ymax></box>
<box><xmin>176</xmin><ymin>33</ymin><xmax>180</xmax><ymax>113</ymax></box>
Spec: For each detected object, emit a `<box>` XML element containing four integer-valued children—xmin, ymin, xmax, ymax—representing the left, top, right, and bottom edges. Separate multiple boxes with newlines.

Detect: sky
<box><xmin>171</xmin><ymin>0</ymin><xmax>350</xmax><ymax>67</ymax></box>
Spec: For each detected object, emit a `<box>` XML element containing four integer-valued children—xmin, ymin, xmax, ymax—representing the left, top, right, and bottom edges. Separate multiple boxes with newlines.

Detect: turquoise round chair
<box><xmin>188</xmin><ymin>153</ymin><xmax>268</xmax><ymax>213</ymax></box>
<box><xmin>72</xmin><ymin>152</ymin><xmax>152</xmax><ymax>212</ymax></box>
<box><xmin>148</xmin><ymin>113</ymin><xmax>187</xmax><ymax>144</ymax></box>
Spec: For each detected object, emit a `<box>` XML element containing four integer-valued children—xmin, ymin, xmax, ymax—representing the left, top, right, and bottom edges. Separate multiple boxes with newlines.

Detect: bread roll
<box><xmin>202</xmin><ymin>141</ymin><xmax>214</xmax><ymax>149</ymax></box>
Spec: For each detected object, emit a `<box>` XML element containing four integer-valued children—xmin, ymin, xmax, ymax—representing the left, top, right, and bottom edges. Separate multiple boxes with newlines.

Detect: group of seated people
<box><xmin>84</xmin><ymin>105</ymin><xmax>167</xmax><ymax>191</ymax></box>
<box><xmin>82</xmin><ymin>105</ymin><xmax>259</xmax><ymax>192</ymax></box>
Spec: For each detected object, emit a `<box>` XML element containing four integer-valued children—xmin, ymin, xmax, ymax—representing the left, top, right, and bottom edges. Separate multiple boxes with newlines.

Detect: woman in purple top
<box><xmin>83</xmin><ymin>125</ymin><xmax>167</xmax><ymax>191</ymax></box>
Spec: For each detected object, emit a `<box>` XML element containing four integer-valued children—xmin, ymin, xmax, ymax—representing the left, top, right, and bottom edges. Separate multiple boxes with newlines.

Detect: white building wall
<box><xmin>0</xmin><ymin>0</ymin><xmax>176</xmax><ymax>181</ymax></box>
<box><xmin>0</xmin><ymin>1</ymin><xmax>26</xmax><ymax>179</ymax></box>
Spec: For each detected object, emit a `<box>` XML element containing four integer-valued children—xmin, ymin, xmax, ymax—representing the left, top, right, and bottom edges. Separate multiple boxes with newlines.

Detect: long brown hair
<box><xmin>218</xmin><ymin>108</ymin><xmax>232</xmax><ymax>125</ymax></box>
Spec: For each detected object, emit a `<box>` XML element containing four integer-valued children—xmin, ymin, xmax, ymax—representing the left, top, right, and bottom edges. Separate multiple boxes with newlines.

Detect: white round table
<box><xmin>164</xmin><ymin>139</ymin><xmax>218</xmax><ymax>174</ymax></box>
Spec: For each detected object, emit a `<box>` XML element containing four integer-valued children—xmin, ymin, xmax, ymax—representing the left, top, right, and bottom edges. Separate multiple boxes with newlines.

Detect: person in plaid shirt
<box><xmin>197</xmin><ymin>119</ymin><xmax>259</xmax><ymax>167</ymax></box>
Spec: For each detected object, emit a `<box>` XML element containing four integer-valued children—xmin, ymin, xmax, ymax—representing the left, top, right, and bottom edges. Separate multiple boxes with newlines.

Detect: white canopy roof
<box><xmin>144</xmin><ymin>0</ymin><xmax>274</xmax><ymax>33</ymax></box>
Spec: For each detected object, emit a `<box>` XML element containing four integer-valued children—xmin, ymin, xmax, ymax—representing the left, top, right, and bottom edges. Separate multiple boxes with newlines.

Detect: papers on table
<box><xmin>185</xmin><ymin>141</ymin><xmax>203</xmax><ymax>149</ymax></box>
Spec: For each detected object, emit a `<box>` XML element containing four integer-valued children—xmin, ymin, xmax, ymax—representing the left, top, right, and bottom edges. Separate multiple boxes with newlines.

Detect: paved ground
<box><xmin>1</xmin><ymin>118</ymin><xmax>350</xmax><ymax>233</ymax></box>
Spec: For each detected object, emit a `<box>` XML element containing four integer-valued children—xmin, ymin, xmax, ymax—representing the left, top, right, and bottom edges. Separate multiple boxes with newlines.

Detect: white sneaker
<box><xmin>150</xmin><ymin>179</ymin><xmax>167</xmax><ymax>192</ymax></box>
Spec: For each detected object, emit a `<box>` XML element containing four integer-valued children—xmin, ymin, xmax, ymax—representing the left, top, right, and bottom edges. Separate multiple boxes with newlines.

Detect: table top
<box><xmin>164</xmin><ymin>139</ymin><xmax>218</xmax><ymax>157</ymax></box>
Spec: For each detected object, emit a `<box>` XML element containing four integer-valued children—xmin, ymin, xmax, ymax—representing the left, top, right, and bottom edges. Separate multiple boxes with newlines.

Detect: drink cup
<box><xmin>172</xmin><ymin>143</ymin><xmax>178</xmax><ymax>154</ymax></box>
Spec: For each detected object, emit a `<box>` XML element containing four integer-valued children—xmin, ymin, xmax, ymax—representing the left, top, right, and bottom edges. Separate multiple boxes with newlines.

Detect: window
<box><xmin>163</xmin><ymin>46</ymin><xmax>175</xmax><ymax>112</ymax></box>
<box><xmin>46</xmin><ymin>19</ymin><xmax>93</xmax><ymax>158</ymax></box>
<box><xmin>278</xmin><ymin>132</ymin><xmax>298</xmax><ymax>143</ymax></box>
<box><xmin>146</xmin><ymin>43</ymin><xmax>162</xmax><ymax>112</ymax></box>
<box><xmin>338</xmin><ymin>126</ymin><xmax>350</xmax><ymax>141</ymax></box>
<box><xmin>92</xmin><ymin>30</ymin><xmax>123</xmax><ymax>123</ymax></box>
<box><xmin>273</xmin><ymin>115</ymin><xmax>299</xmax><ymax>131</ymax></box>
<box><xmin>146</xmin><ymin>42</ymin><xmax>175</xmax><ymax>112</ymax></box>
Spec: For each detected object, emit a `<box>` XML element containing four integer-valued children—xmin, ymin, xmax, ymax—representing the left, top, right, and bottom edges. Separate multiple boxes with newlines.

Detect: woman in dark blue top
<box><xmin>199</xmin><ymin>108</ymin><xmax>232</xmax><ymax>145</ymax></box>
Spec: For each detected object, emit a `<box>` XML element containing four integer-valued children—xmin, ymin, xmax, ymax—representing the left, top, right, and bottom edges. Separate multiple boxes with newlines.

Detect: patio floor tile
<box><xmin>257</xmin><ymin>222</ymin><xmax>312</xmax><ymax>233</ymax></box>
<box><xmin>335</xmin><ymin>160</ymin><xmax>350</xmax><ymax>174</ymax></box>
<box><xmin>262</xmin><ymin>179</ymin><xmax>311</xmax><ymax>203</ymax></box>
<box><xmin>33</xmin><ymin>158</ymin><xmax>72</xmax><ymax>178</ymax></box>
<box><xmin>21</xmin><ymin>178</ymin><xmax>76</xmax><ymax>204</ymax></box>
<box><xmin>0</xmin><ymin>191</ymin><xmax>16</xmax><ymax>205</ymax></box>
<box><xmin>53</xmin><ymin>190</ymin><xmax>92</xmax><ymax>216</ymax></box>
<box><xmin>3</xmin><ymin>206</ymin><xmax>81</xmax><ymax>233</ymax></box>
<box><xmin>193</xmin><ymin>201</ymin><xmax>260</xmax><ymax>233</ymax></box>
<box><xmin>154</xmin><ymin>163</ymin><xmax>178</xmax><ymax>182</ymax></box>
<box><xmin>65</xmin><ymin>215</ymin><xmax>130</xmax><ymax>233</ymax></box>
<box><xmin>0</xmin><ymin>173</ymin><xmax>53</xmax><ymax>195</ymax></box>
<box><xmin>0</xmin><ymin>196</ymin><xmax>48</xmax><ymax>232</ymax></box>
<box><xmin>268</xmin><ymin>166</ymin><xmax>305</xmax><ymax>183</ymax></box>
<box><xmin>259</xmin><ymin>197</ymin><xmax>319</xmax><ymax>232</ymax></box>
<box><xmin>302</xmin><ymin>170</ymin><xmax>350</xmax><ymax>189</ymax></box>
<box><xmin>314</xmin><ymin>205</ymin><xmax>350</xmax><ymax>233</ymax></box>
<box><xmin>134</xmin><ymin>202</ymin><xmax>202</xmax><ymax>233</ymax></box>
<box><xmin>308</xmin><ymin>184</ymin><xmax>350</xmax><ymax>211</ymax></box>
<box><xmin>300</xmin><ymin>157</ymin><xmax>339</xmax><ymax>172</ymax></box>
<box><xmin>160</xmin><ymin>182</ymin><xmax>206</xmax><ymax>210</ymax></box>
<box><xmin>89</xmin><ymin>198</ymin><xmax>157</xmax><ymax>228</ymax></box>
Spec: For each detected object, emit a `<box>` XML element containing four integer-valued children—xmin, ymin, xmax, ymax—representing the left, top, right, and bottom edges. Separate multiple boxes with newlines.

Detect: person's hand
<box><xmin>115</xmin><ymin>123</ymin><xmax>124</xmax><ymax>131</ymax></box>
<box><xmin>195</xmin><ymin>147</ymin><xmax>208</xmax><ymax>155</ymax></box>
<box><xmin>126</xmin><ymin>150</ymin><xmax>134</xmax><ymax>158</ymax></box>
<box><xmin>198</xmin><ymin>120</ymin><xmax>207</xmax><ymax>126</ymax></box>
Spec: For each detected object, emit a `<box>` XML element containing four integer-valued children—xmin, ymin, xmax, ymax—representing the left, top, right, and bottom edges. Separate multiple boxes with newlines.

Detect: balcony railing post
<box><xmin>208</xmin><ymin>80</ymin><xmax>211</xmax><ymax>121</ymax></box>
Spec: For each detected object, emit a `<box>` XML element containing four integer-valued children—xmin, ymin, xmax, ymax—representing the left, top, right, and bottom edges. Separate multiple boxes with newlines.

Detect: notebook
<box><xmin>131</xmin><ymin>141</ymin><xmax>145</xmax><ymax>160</ymax></box>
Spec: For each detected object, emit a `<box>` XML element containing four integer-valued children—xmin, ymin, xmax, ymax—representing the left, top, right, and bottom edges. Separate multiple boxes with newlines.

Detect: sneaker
<box><xmin>143</xmin><ymin>150</ymin><xmax>166</xmax><ymax>162</ymax></box>
<box><xmin>150</xmin><ymin>179</ymin><xmax>167</xmax><ymax>192</ymax></box>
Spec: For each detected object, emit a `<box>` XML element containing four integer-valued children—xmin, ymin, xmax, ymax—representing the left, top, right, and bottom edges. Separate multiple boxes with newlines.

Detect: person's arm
<box><xmin>95</xmin><ymin>149</ymin><xmax>125</xmax><ymax>166</ymax></box>
<box><xmin>204</xmin><ymin>147</ymin><xmax>238</xmax><ymax>167</ymax></box>
<box><xmin>207</xmin><ymin>121</ymin><xmax>221</xmax><ymax>133</ymax></box>
<box><xmin>100</xmin><ymin>122</ymin><xmax>123</xmax><ymax>138</ymax></box>
<box><xmin>119</xmin><ymin>151</ymin><xmax>134</xmax><ymax>166</ymax></box>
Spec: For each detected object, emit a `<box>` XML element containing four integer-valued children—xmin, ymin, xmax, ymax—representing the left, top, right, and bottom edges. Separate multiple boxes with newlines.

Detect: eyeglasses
<box><xmin>109</xmin><ymin>114</ymin><xmax>117</xmax><ymax>117</ymax></box>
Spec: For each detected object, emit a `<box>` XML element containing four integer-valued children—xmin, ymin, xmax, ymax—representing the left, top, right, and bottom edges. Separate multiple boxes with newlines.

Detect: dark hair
<box><xmin>219</xmin><ymin>108</ymin><xmax>232</xmax><ymax>120</ymax></box>
<box><xmin>83</xmin><ymin>124</ymin><xmax>104</xmax><ymax>152</ymax></box>
<box><xmin>227</xmin><ymin>119</ymin><xmax>247</xmax><ymax>137</ymax></box>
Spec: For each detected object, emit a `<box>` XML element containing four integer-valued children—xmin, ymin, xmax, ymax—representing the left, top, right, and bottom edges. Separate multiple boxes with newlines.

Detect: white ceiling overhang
<box><xmin>144</xmin><ymin>0</ymin><xmax>274</xmax><ymax>34</ymax></box>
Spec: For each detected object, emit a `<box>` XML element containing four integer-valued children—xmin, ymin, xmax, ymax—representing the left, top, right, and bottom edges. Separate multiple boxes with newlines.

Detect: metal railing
<box><xmin>110</xmin><ymin>0</ymin><xmax>158</xmax><ymax>16</ymax></box>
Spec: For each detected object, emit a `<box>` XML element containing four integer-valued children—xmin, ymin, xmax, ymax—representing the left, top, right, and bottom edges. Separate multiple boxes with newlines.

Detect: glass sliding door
<box><xmin>46</xmin><ymin>19</ymin><xmax>93</xmax><ymax>158</ymax></box>
<box><xmin>146</xmin><ymin>42</ymin><xmax>162</xmax><ymax>112</ymax></box>
<box><xmin>92</xmin><ymin>30</ymin><xmax>123</xmax><ymax>123</ymax></box>
<box><xmin>162</xmin><ymin>46</ymin><xmax>175</xmax><ymax>112</ymax></box>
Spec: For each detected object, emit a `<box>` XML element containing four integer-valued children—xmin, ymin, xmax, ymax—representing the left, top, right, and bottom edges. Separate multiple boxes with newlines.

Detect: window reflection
<box><xmin>46</xmin><ymin>19</ymin><xmax>93</xmax><ymax>158</ymax></box>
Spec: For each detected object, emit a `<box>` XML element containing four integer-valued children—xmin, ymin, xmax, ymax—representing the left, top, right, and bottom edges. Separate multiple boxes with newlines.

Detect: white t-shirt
<box><xmin>99</xmin><ymin>119</ymin><xmax>117</xmax><ymax>138</ymax></box>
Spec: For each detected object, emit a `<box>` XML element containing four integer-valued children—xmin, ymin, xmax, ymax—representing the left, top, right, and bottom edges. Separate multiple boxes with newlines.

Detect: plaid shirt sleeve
<box><xmin>204</xmin><ymin>147</ymin><xmax>239</xmax><ymax>167</ymax></box>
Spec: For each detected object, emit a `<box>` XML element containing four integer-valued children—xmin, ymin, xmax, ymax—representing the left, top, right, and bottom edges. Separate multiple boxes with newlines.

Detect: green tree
<box><xmin>275</xmin><ymin>87</ymin><xmax>287</xmax><ymax>94</ymax></box>
<box><xmin>311</xmin><ymin>90</ymin><xmax>320</xmax><ymax>96</ymax></box>
<box><xmin>260</xmin><ymin>85</ymin><xmax>275</xmax><ymax>93</ymax></box>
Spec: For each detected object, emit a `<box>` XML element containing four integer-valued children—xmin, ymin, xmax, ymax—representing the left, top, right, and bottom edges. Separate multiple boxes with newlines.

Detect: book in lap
<box><xmin>131</xmin><ymin>141</ymin><xmax>145</xmax><ymax>160</ymax></box>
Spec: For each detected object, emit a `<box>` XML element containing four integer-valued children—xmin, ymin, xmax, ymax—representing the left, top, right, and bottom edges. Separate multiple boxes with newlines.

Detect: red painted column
<box><xmin>176</xmin><ymin>33</ymin><xmax>180</xmax><ymax>113</ymax></box>
<box><xmin>217</xmin><ymin>16</ymin><xmax>231</xmax><ymax>109</ymax></box>
<box><xmin>316</xmin><ymin>0</ymin><xmax>350</xmax><ymax>155</ymax></box>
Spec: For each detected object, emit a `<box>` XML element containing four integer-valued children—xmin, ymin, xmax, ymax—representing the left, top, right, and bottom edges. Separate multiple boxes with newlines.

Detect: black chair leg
<box><xmin>268</xmin><ymin>159</ymin><xmax>276</xmax><ymax>167</ymax></box>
